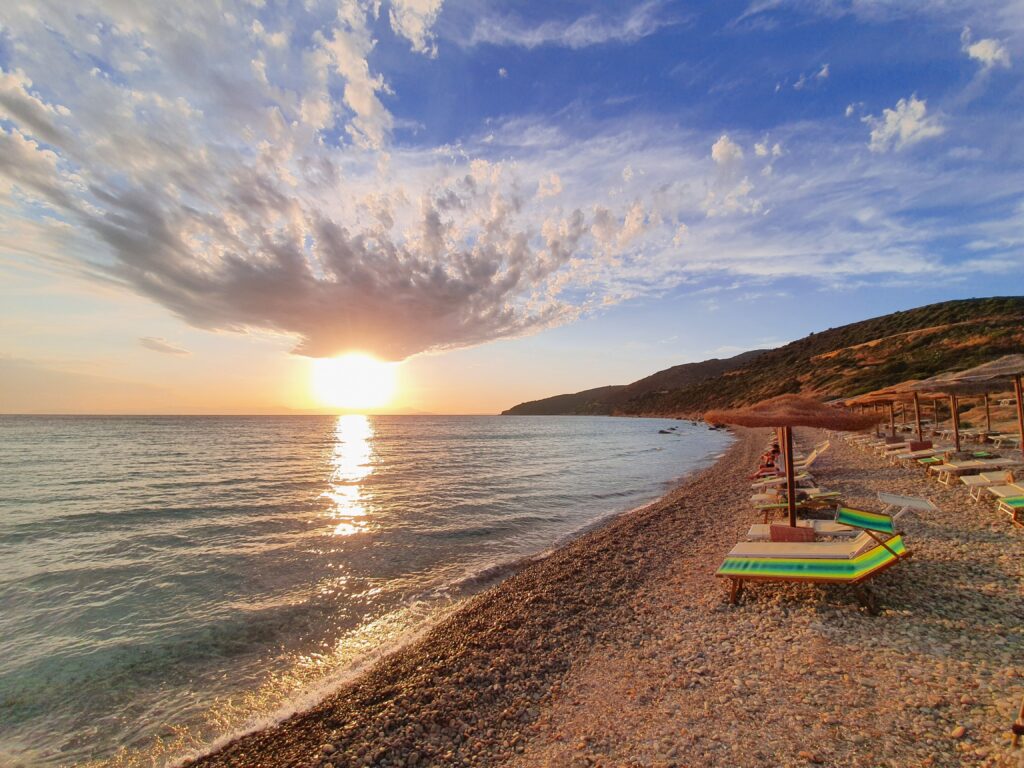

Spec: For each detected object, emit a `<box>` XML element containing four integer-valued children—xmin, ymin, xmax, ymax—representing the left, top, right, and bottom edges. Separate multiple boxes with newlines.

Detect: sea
<box><xmin>0</xmin><ymin>415</ymin><xmax>732</xmax><ymax>767</ymax></box>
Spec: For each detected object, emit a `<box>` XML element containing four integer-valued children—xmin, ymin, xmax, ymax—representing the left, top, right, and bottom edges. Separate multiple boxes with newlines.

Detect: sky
<box><xmin>1</xmin><ymin>0</ymin><xmax>1023</xmax><ymax>414</ymax></box>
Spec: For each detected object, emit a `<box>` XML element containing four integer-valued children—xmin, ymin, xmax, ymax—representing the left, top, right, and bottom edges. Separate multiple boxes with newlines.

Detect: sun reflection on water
<box><xmin>326</xmin><ymin>414</ymin><xmax>374</xmax><ymax>536</ymax></box>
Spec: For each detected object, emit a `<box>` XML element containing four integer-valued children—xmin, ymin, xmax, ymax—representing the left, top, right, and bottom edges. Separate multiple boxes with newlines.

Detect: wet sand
<box><xmin>187</xmin><ymin>428</ymin><xmax>1024</xmax><ymax>768</ymax></box>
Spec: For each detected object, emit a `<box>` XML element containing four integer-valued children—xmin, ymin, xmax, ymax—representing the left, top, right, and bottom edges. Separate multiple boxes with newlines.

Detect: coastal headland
<box><xmin>188</xmin><ymin>428</ymin><xmax>1024</xmax><ymax>767</ymax></box>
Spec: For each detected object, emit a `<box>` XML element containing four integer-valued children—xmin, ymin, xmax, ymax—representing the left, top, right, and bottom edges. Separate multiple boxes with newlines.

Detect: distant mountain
<box><xmin>501</xmin><ymin>385</ymin><xmax>625</xmax><ymax>416</ymax></box>
<box><xmin>502</xmin><ymin>296</ymin><xmax>1024</xmax><ymax>417</ymax></box>
<box><xmin>501</xmin><ymin>351</ymin><xmax>764</xmax><ymax>415</ymax></box>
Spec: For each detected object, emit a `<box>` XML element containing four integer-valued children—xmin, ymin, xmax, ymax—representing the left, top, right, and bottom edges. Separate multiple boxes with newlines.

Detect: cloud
<box><xmin>467</xmin><ymin>1</ymin><xmax>682</xmax><ymax>49</ymax></box>
<box><xmin>705</xmin><ymin>135</ymin><xmax>762</xmax><ymax>217</ymax></box>
<box><xmin>793</xmin><ymin>62</ymin><xmax>829</xmax><ymax>90</ymax></box>
<box><xmin>711</xmin><ymin>134</ymin><xmax>744</xmax><ymax>165</ymax></box>
<box><xmin>961</xmin><ymin>27</ymin><xmax>1011</xmax><ymax>70</ymax></box>
<box><xmin>1</xmin><ymin>1</ymin><xmax>1022</xmax><ymax>368</ymax></box>
<box><xmin>139</xmin><ymin>337</ymin><xmax>191</xmax><ymax>355</ymax></box>
<box><xmin>389</xmin><ymin>0</ymin><xmax>445</xmax><ymax>56</ymax></box>
<box><xmin>536</xmin><ymin>172</ymin><xmax>563</xmax><ymax>199</ymax></box>
<box><xmin>863</xmin><ymin>95</ymin><xmax>945</xmax><ymax>152</ymax></box>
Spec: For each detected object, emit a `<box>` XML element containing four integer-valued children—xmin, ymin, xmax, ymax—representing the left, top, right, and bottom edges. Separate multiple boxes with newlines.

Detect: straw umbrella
<box><xmin>706</xmin><ymin>395</ymin><xmax>878</xmax><ymax>527</ymax></box>
<box><xmin>940</xmin><ymin>355</ymin><xmax>1024</xmax><ymax>458</ymax></box>
<box><xmin>845</xmin><ymin>382</ymin><xmax>924</xmax><ymax>441</ymax></box>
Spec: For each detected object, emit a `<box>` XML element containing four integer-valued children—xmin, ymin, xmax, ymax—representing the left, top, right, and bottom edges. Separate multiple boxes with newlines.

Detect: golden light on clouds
<box><xmin>310</xmin><ymin>354</ymin><xmax>398</xmax><ymax>411</ymax></box>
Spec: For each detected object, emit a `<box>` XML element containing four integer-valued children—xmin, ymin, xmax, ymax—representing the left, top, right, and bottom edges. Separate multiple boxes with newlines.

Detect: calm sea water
<box><xmin>0</xmin><ymin>415</ymin><xmax>731</xmax><ymax>767</ymax></box>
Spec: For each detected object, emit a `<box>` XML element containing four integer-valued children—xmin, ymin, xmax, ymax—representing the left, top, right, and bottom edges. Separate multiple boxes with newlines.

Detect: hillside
<box><xmin>501</xmin><ymin>351</ymin><xmax>767</xmax><ymax>415</ymax></box>
<box><xmin>502</xmin><ymin>297</ymin><xmax>1024</xmax><ymax>416</ymax></box>
<box><xmin>501</xmin><ymin>385</ymin><xmax>626</xmax><ymax>416</ymax></box>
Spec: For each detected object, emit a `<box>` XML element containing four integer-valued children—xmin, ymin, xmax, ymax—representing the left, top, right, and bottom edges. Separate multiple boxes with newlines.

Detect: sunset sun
<box><xmin>310</xmin><ymin>354</ymin><xmax>398</xmax><ymax>411</ymax></box>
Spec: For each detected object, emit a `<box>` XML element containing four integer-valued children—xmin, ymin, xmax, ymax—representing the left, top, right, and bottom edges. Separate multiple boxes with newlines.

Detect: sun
<box><xmin>310</xmin><ymin>354</ymin><xmax>398</xmax><ymax>411</ymax></box>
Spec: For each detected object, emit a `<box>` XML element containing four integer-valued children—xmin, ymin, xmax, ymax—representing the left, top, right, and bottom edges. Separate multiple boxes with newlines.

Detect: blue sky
<box><xmin>0</xmin><ymin>0</ymin><xmax>1022</xmax><ymax>412</ymax></box>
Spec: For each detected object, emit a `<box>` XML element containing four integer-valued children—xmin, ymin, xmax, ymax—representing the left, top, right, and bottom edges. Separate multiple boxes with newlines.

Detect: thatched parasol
<box><xmin>911</xmin><ymin>365</ymin><xmax>1021</xmax><ymax>451</ymax></box>
<box><xmin>940</xmin><ymin>355</ymin><xmax>1024</xmax><ymax>457</ymax></box>
<box><xmin>706</xmin><ymin>395</ymin><xmax>878</xmax><ymax>526</ymax></box>
<box><xmin>844</xmin><ymin>381</ymin><xmax>925</xmax><ymax>438</ymax></box>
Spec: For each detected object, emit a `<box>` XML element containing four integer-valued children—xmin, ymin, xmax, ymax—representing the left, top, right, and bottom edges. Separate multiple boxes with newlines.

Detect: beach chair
<box><xmin>719</xmin><ymin>507</ymin><xmax>910</xmax><ymax>614</ymax></box>
<box><xmin>751</xmin><ymin>472</ymin><xmax>813</xmax><ymax>489</ymax></box>
<box><xmin>961</xmin><ymin>472</ymin><xmax>1016</xmax><ymax>502</ymax></box>
<box><xmin>997</xmin><ymin>496</ymin><xmax>1024</xmax><ymax>526</ymax></box>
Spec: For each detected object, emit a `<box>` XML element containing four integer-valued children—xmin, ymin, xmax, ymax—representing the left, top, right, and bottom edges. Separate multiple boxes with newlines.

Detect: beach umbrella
<box><xmin>912</xmin><ymin>368</ymin><xmax>1019</xmax><ymax>452</ymax></box>
<box><xmin>939</xmin><ymin>355</ymin><xmax>1024</xmax><ymax>458</ymax></box>
<box><xmin>845</xmin><ymin>381</ymin><xmax>925</xmax><ymax>440</ymax></box>
<box><xmin>706</xmin><ymin>395</ymin><xmax>878</xmax><ymax>527</ymax></box>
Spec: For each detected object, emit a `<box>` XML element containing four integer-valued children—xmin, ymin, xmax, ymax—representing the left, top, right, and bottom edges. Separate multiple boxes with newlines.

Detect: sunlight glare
<box><xmin>310</xmin><ymin>354</ymin><xmax>398</xmax><ymax>411</ymax></box>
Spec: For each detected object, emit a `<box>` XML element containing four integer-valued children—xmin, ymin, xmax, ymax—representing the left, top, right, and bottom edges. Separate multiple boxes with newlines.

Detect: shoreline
<box><xmin>185</xmin><ymin>429</ymin><xmax>754</xmax><ymax>768</ymax></box>
<box><xmin>187</xmin><ymin>428</ymin><xmax>1024</xmax><ymax>767</ymax></box>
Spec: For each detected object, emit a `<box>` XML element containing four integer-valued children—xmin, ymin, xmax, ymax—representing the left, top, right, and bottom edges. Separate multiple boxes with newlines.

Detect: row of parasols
<box><xmin>705</xmin><ymin>354</ymin><xmax>1024</xmax><ymax>530</ymax></box>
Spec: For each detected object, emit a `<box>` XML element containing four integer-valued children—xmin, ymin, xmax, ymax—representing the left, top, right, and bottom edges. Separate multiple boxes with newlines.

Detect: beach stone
<box><xmin>950</xmin><ymin>725</ymin><xmax>967</xmax><ymax>739</ymax></box>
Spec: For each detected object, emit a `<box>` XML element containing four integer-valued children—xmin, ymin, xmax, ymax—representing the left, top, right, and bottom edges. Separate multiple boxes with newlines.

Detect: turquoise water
<box><xmin>0</xmin><ymin>415</ymin><xmax>731</xmax><ymax>767</ymax></box>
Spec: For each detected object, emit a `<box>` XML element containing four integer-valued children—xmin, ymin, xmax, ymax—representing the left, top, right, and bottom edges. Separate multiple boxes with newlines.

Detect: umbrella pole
<box><xmin>984</xmin><ymin>393</ymin><xmax>991</xmax><ymax>434</ymax></box>
<box><xmin>914</xmin><ymin>393</ymin><xmax>923</xmax><ymax>443</ymax></box>
<box><xmin>950</xmin><ymin>395</ymin><xmax>961</xmax><ymax>452</ymax></box>
<box><xmin>888</xmin><ymin>402</ymin><xmax>895</xmax><ymax>436</ymax></box>
<box><xmin>783</xmin><ymin>426</ymin><xmax>797</xmax><ymax>527</ymax></box>
<box><xmin>1015</xmin><ymin>374</ymin><xmax>1024</xmax><ymax>460</ymax></box>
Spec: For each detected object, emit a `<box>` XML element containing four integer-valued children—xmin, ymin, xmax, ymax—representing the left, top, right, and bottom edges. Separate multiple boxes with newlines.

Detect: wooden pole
<box><xmin>1015</xmin><ymin>375</ymin><xmax>1024</xmax><ymax>460</ymax></box>
<box><xmin>900</xmin><ymin>402</ymin><xmax>907</xmax><ymax>426</ymax></box>
<box><xmin>783</xmin><ymin>426</ymin><xmax>797</xmax><ymax>527</ymax></box>
<box><xmin>950</xmin><ymin>394</ymin><xmax>961</xmax><ymax>452</ymax></box>
<box><xmin>888</xmin><ymin>402</ymin><xmax>896</xmax><ymax>437</ymax></box>
<box><xmin>933</xmin><ymin>400</ymin><xmax>939</xmax><ymax>431</ymax></box>
<box><xmin>914</xmin><ymin>393</ymin><xmax>923</xmax><ymax>443</ymax></box>
<box><xmin>984</xmin><ymin>393</ymin><xmax>992</xmax><ymax>434</ymax></box>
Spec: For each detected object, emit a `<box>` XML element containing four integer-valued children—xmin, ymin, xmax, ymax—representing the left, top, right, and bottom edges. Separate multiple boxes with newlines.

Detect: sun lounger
<box><xmin>720</xmin><ymin>505</ymin><xmax>911</xmax><ymax>613</ymax></box>
<box><xmin>717</xmin><ymin>535</ymin><xmax>908</xmax><ymax>614</ymax></box>
<box><xmin>745</xmin><ymin>519</ymin><xmax>858</xmax><ymax>541</ymax></box>
<box><xmin>997</xmin><ymin>496</ymin><xmax>1024</xmax><ymax>526</ymax></box>
<box><xmin>961</xmin><ymin>473</ymin><xmax>1016</xmax><ymax>501</ymax></box>
<box><xmin>751</xmin><ymin>472</ymin><xmax>812</xmax><ymax>489</ymax></box>
<box><xmin>982</xmin><ymin>484</ymin><xmax>1024</xmax><ymax>503</ymax></box>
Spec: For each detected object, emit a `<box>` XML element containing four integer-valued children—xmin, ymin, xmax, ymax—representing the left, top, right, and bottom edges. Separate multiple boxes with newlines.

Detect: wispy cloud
<box><xmin>466</xmin><ymin>1</ymin><xmax>683</xmax><ymax>50</ymax></box>
<box><xmin>139</xmin><ymin>337</ymin><xmax>191</xmax><ymax>355</ymax></box>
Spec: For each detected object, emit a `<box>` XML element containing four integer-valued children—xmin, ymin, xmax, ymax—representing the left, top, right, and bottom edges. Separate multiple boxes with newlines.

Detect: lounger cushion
<box><xmin>716</xmin><ymin>536</ymin><xmax>907</xmax><ymax>582</ymax></box>
<box><xmin>834</xmin><ymin>506</ymin><xmax>896</xmax><ymax>534</ymax></box>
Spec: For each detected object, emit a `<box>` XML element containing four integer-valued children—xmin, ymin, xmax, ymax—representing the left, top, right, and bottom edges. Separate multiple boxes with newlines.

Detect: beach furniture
<box><xmin>931</xmin><ymin>458</ymin><xmax>1024</xmax><ymax>485</ymax></box>
<box><xmin>721</xmin><ymin>501</ymin><xmax>922</xmax><ymax>613</ymax></box>
<box><xmin>981</xmin><ymin>484</ymin><xmax>1024</xmax><ymax>505</ymax></box>
<box><xmin>997</xmin><ymin>496</ymin><xmax>1024</xmax><ymax>526</ymax></box>
<box><xmin>961</xmin><ymin>472</ymin><xmax>1015</xmax><ymax>501</ymax></box>
<box><xmin>745</xmin><ymin>520</ymin><xmax>858</xmax><ymax>540</ymax></box>
<box><xmin>751</xmin><ymin>472</ymin><xmax>813</xmax><ymax>489</ymax></box>
<box><xmin>716</xmin><ymin>535</ymin><xmax>908</xmax><ymax>614</ymax></box>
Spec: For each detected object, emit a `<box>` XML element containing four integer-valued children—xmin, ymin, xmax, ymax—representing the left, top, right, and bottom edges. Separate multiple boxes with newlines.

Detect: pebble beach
<box><xmin>187</xmin><ymin>427</ymin><xmax>1024</xmax><ymax>768</ymax></box>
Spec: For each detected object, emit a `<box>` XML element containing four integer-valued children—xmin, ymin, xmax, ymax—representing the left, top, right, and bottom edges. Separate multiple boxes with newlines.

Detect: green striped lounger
<box><xmin>717</xmin><ymin>507</ymin><xmax>908</xmax><ymax>613</ymax></box>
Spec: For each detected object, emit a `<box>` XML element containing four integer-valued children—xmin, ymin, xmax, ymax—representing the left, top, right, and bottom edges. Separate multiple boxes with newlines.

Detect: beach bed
<box><xmin>961</xmin><ymin>472</ymin><xmax>1017</xmax><ymax>501</ymax></box>
<box><xmin>719</xmin><ymin>505</ymin><xmax>912</xmax><ymax>614</ymax></box>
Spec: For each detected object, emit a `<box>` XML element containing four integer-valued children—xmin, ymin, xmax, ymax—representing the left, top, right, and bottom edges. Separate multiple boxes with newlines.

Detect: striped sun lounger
<box><xmin>717</xmin><ymin>507</ymin><xmax>908</xmax><ymax>614</ymax></box>
<box><xmin>716</xmin><ymin>536</ymin><xmax>907</xmax><ymax>614</ymax></box>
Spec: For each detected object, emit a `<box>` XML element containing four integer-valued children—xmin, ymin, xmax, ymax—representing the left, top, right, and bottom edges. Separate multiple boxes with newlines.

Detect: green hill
<box><xmin>501</xmin><ymin>385</ymin><xmax>626</xmax><ymax>416</ymax></box>
<box><xmin>502</xmin><ymin>297</ymin><xmax>1024</xmax><ymax>416</ymax></box>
